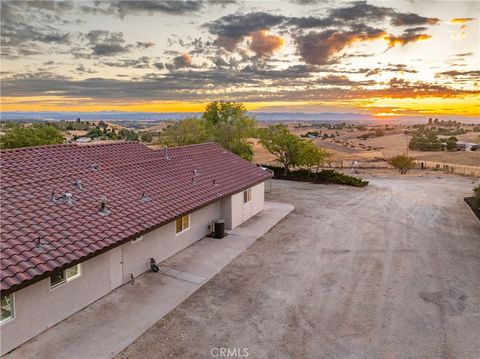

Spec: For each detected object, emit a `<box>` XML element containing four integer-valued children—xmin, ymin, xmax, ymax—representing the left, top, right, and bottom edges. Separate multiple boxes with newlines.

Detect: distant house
<box><xmin>0</xmin><ymin>142</ymin><xmax>271</xmax><ymax>355</ymax></box>
<box><xmin>456</xmin><ymin>141</ymin><xmax>479</xmax><ymax>151</ymax></box>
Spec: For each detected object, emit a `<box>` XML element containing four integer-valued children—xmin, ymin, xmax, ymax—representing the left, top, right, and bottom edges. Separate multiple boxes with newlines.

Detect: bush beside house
<box><xmin>465</xmin><ymin>185</ymin><xmax>480</xmax><ymax>221</ymax></box>
<box><xmin>262</xmin><ymin>165</ymin><xmax>368</xmax><ymax>187</ymax></box>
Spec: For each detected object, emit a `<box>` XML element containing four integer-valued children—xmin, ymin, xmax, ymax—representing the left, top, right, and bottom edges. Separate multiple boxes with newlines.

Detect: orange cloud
<box><xmin>249</xmin><ymin>30</ymin><xmax>284</xmax><ymax>57</ymax></box>
<box><xmin>384</xmin><ymin>33</ymin><xmax>431</xmax><ymax>47</ymax></box>
<box><xmin>449</xmin><ymin>18</ymin><xmax>475</xmax><ymax>24</ymax></box>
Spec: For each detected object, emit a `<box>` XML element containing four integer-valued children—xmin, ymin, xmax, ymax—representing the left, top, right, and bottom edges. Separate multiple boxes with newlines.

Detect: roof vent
<box><xmin>36</xmin><ymin>237</ymin><xmax>44</xmax><ymax>249</ymax></box>
<box><xmin>74</xmin><ymin>179</ymin><xmax>83</xmax><ymax>190</ymax></box>
<box><xmin>61</xmin><ymin>192</ymin><xmax>74</xmax><ymax>205</ymax></box>
<box><xmin>50</xmin><ymin>189</ymin><xmax>56</xmax><ymax>202</ymax></box>
<box><xmin>213</xmin><ymin>179</ymin><xmax>217</xmax><ymax>186</ymax></box>
<box><xmin>163</xmin><ymin>146</ymin><xmax>170</xmax><ymax>160</ymax></box>
<box><xmin>98</xmin><ymin>196</ymin><xmax>111</xmax><ymax>216</ymax></box>
<box><xmin>140</xmin><ymin>192</ymin><xmax>151</xmax><ymax>203</ymax></box>
<box><xmin>89</xmin><ymin>164</ymin><xmax>98</xmax><ymax>171</ymax></box>
<box><xmin>193</xmin><ymin>169</ymin><xmax>199</xmax><ymax>176</ymax></box>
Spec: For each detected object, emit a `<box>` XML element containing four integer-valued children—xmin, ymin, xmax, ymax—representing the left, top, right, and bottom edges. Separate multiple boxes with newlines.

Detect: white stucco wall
<box><xmin>0</xmin><ymin>184</ymin><xmax>265</xmax><ymax>356</ymax></box>
<box><xmin>0</xmin><ymin>251</ymin><xmax>112</xmax><ymax>355</ymax></box>
<box><xmin>222</xmin><ymin>182</ymin><xmax>265</xmax><ymax>230</ymax></box>
<box><xmin>120</xmin><ymin>201</ymin><xmax>221</xmax><ymax>282</ymax></box>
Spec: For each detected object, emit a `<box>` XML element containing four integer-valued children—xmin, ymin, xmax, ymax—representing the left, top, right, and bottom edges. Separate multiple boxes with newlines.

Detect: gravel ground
<box><xmin>116</xmin><ymin>172</ymin><xmax>480</xmax><ymax>359</ymax></box>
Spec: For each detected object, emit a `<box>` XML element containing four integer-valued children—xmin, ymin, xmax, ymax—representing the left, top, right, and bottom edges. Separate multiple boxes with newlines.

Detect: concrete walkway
<box><xmin>4</xmin><ymin>201</ymin><xmax>294</xmax><ymax>359</ymax></box>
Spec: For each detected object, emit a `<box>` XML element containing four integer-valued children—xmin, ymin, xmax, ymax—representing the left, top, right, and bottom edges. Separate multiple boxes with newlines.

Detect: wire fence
<box><xmin>414</xmin><ymin>161</ymin><xmax>480</xmax><ymax>177</ymax></box>
<box><xmin>324</xmin><ymin>160</ymin><xmax>480</xmax><ymax>177</ymax></box>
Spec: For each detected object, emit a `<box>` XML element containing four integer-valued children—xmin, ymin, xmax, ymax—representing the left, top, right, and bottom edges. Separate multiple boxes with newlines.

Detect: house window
<box><xmin>50</xmin><ymin>264</ymin><xmax>81</xmax><ymax>289</ymax></box>
<box><xmin>1</xmin><ymin>294</ymin><xmax>14</xmax><ymax>324</ymax></box>
<box><xmin>176</xmin><ymin>214</ymin><xmax>190</xmax><ymax>234</ymax></box>
<box><xmin>243</xmin><ymin>189</ymin><xmax>252</xmax><ymax>203</ymax></box>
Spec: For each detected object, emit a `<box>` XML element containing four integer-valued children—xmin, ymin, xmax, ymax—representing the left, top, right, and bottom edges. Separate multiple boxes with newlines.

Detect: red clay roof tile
<box><xmin>1</xmin><ymin>142</ymin><xmax>271</xmax><ymax>294</ymax></box>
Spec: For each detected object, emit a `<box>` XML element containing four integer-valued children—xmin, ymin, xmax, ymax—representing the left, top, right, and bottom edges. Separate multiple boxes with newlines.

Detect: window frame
<box><xmin>50</xmin><ymin>264</ymin><xmax>81</xmax><ymax>289</ymax></box>
<box><xmin>243</xmin><ymin>188</ymin><xmax>252</xmax><ymax>203</ymax></box>
<box><xmin>175</xmin><ymin>214</ymin><xmax>190</xmax><ymax>235</ymax></box>
<box><xmin>0</xmin><ymin>293</ymin><xmax>15</xmax><ymax>325</ymax></box>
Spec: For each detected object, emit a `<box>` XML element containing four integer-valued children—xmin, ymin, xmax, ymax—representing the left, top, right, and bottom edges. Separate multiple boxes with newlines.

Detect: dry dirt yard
<box><xmin>117</xmin><ymin>173</ymin><xmax>480</xmax><ymax>359</ymax></box>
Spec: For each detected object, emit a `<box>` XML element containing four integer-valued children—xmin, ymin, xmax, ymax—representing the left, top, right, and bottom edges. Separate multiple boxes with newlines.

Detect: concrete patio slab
<box><xmin>157</xmin><ymin>265</ymin><xmax>207</xmax><ymax>284</ymax></box>
<box><xmin>3</xmin><ymin>201</ymin><xmax>293</xmax><ymax>359</ymax></box>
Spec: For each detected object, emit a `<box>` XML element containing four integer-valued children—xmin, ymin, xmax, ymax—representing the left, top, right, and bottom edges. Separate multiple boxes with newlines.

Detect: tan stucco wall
<box><xmin>0</xmin><ymin>183</ymin><xmax>265</xmax><ymax>355</ymax></box>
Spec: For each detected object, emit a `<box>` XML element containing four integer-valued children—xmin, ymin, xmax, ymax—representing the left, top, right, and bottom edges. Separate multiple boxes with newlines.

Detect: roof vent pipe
<box><xmin>140</xmin><ymin>192</ymin><xmax>151</xmax><ymax>202</ymax></box>
<box><xmin>163</xmin><ymin>146</ymin><xmax>169</xmax><ymax>160</ymax></box>
<box><xmin>74</xmin><ymin>179</ymin><xmax>83</xmax><ymax>190</ymax></box>
<box><xmin>64</xmin><ymin>192</ymin><xmax>74</xmax><ymax>205</ymax></box>
<box><xmin>98</xmin><ymin>196</ymin><xmax>111</xmax><ymax>216</ymax></box>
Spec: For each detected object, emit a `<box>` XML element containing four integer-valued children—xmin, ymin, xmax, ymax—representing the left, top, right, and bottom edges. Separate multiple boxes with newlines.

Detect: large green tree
<box><xmin>203</xmin><ymin>101</ymin><xmax>257</xmax><ymax>160</ymax></box>
<box><xmin>259</xmin><ymin>124</ymin><xmax>329</xmax><ymax>175</ymax></box>
<box><xmin>160</xmin><ymin>102</ymin><xmax>257</xmax><ymax>161</ymax></box>
<box><xmin>0</xmin><ymin>123</ymin><xmax>64</xmax><ymax>149</ymax></box>
<box><xmin>161</xmin><ymin>118</ymin><xmax>210</xmax><ymax>146</ymax></box>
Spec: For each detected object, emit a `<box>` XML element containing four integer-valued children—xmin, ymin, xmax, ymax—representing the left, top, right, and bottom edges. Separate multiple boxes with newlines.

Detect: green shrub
<box><xmin>261</xmin><ymin>165</ymin><xmax>368</xmax><ymax>187</ymax></box>
<box><xmin>387</xmin><ymin>154</ymin><xmax>416</xmax><ymax>174</ymax></box>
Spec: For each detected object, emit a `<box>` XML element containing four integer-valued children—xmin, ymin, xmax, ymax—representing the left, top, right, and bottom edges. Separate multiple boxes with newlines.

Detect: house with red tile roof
<box><xmin>0</xmin><ymin>142</ymin><xmax>271</xmax><ymax>355</ymax></box>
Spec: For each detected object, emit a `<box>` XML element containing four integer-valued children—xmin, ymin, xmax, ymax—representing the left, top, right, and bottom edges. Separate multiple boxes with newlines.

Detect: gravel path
<box><xmin>117</xmin><ymin>173</ymin><xmax>480</xmax><ymax>359</ymax></box>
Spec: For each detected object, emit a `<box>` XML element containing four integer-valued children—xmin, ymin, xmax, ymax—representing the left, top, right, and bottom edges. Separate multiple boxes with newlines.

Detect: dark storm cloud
<box><xmin>78</xmin><ymin>30</ymin><xmax>154</xmax><ymax>57</ymax></box>
<box><xmin>85</xmin><ymin>30</ymin><xmax>130</xmax><ymax>56</ymax></box>
<box><xmin>390</xmin><ymin>13</ymin><xmax>440</xmax><ymax>26</ymax></box>
<box><xmin>80</xmin><ymin>1</ymin><xmax>204</xmax><ymax>18</ymax></box>
<box><xmin>328</xmin><ymin>1</ymin><xmax>439</xmax><ymax>26</ymax></box>
<box><xmin>0</xmin><ymin>2</ymin><xmax>71</xmax><ymax>47</ymax></box>
<box><xmin>154</xmin><ymin>62</ymin><xmax>165</xmax><ymax>70</ymax></box>
<box><xmin>136</xmin><ymin>42</ymin><xmax>155</xmax><ymax>49</ymax></box>
<box><xmin>286</xmin><ymin>16</ymin><xmax>340</xmax><ymax>29</ymax></box>
<box><xmin>3</xmin><ymin>70</ymin><xmax>477</xmax><ymax>104</ymax></box>
<box><xmin>206</xmin><ymin>12</ymin><xmax>284</xmax><ymax>39</ymax></box>
<box><xmin>207</xmin><ymin>0</ymin><xmax>237</xmax><ymax>7</ymax></box>
<box><xmin>1</xmin><ymin>22</ymin><xmax>70</xmax><ymax>47</ymax></box>
<box><xmin>296</xmin><ymin>27</ymin><xmax>386</xmax><ymax>65</ymax></box>
<box><xmin>21</xmin><ymin>0</ymin><xmax>75</xmax><ymax>13</ymax></box>
<box><xmin>329</xmin><ymin>1</ymin><xmax>393</xmax><ymax>22</ymax></box>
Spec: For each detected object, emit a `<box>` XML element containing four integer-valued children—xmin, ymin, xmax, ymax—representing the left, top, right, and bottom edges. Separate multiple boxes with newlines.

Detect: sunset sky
<box><xmin>1</xmin><ymin>0</ymin><xmax>479</xmax><ymax>117</ymax></box>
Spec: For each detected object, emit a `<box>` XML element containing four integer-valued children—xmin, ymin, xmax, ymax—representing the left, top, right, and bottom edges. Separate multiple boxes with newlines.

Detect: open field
<box><xmin>117</xmin><ymin>174</ymin><xmax>480</xmax><ymax>359</ymax></box>
<box><xmin>255</xmin><ymin>122</ymin><xmax>480</xmax><ymax>167</ymax></box>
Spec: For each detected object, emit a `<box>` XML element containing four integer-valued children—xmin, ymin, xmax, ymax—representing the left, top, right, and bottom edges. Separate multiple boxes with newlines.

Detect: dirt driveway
<box><xmin>117</xmin><ymin>173</ymin><xmax>480</xmax><ymax>359</ymax></box>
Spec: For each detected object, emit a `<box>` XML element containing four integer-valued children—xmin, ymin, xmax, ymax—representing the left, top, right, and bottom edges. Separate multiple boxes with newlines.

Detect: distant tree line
<box><xmin>408</xmin><ymin>126</ymin><xmax>458</xmax><ymax>151</ymax></box>
<box><xmin>0</xmin><ymin>123</ymin><xmax>64</xmax><ymax>149</ymax></box>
